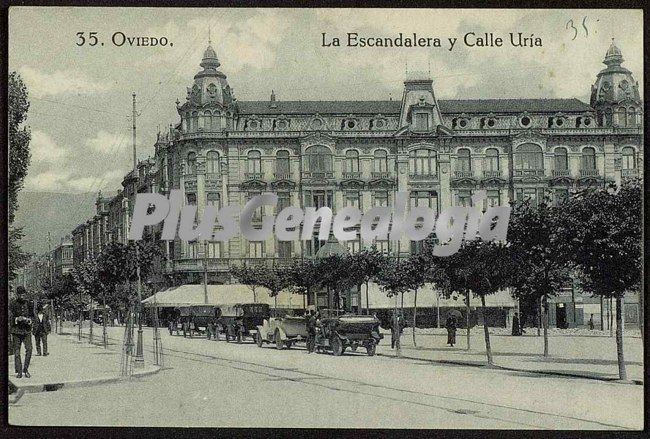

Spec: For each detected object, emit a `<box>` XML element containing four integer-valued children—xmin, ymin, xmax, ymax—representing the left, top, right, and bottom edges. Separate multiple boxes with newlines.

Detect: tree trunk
<box><xmin>600</xmin><ymin>295</ymin><xmax>604</xmax><ymax>330</ymax></box>
<box><xmin>412</xmin><ymin>288</ymin><xmax>418</xmax><ymax>347</ymax></box>
<box><xmin>609</xmin><ymin>297</ymin><xmax>614</xmax><ymax>337</ymax></box>
<box><xmin>89</xmin><ymin>303</ymin><xmax>94</xmax><ymax>344</ymax></box>
<box><xmin>365</xmin><ymin>281</ymin><xmax>370</xmax><ymax>316</ymax></box>
<box><xmin>481</xmin><ymin>295</ymin><xmax>493</xmax><ymax>365</ymax></box>
<box><xmin>537</xmin><ymin>296</ymin><xmax>541</xmax><ymax>337</ymax></box>
<box><xmin>542</xmin><ymin>294</ymin><xmax>549</xmax><ymax>357</ymax></box>
<box><xmin>466</xmin><ymin>290</ymin><xmax>471</xmax><ymax>351</ymax></box>
<box><xmin>640</xmin><ymin>287</ymin><xmax>644</xmax><ymax>344</ymax></box>
<box><xmin>102</xmin><ymin>295</ymin><xmax>108</xmax><ymax>349</ymax></box>
<box><xmin>615</xmin><ymin>295</ymin><xmax>627</xmax><ymax>380</ymax></box>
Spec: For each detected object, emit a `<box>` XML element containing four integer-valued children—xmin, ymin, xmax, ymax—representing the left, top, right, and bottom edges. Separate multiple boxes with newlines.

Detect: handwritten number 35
<box><xmin>566</xmin><ymin>17</ymin><xmax>589</xmax><ymax>40</ymax></box>
<box><xmin>76</xmin><ymin>32</ymin><xmax>99</xmax><ymax>46</ymax></box>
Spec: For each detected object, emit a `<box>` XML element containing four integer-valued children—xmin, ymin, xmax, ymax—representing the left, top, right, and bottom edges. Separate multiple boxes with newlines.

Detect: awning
<box><xmin>142</xmin><ymin>284</ymin><xmax>307</xmax><ymax>309</ymax></box>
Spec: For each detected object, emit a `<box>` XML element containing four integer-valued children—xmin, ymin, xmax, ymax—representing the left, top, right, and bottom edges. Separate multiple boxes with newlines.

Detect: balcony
<box><xmin>514</xmin><ymin>169</ymin><xmax>545</xmax><ymax>177</ymax></box>
<box><xmin>579</xmin><ymin>169</ymin><xmax>599</xmax><ymax>177</ymax></box>
<box><xmin>273</xmin><ymin>172</ymin><xmax>292</xmax><ymax>180</ymax></box>
<box><xmin>205</xmin><ymin>172</ymin><xmax>220</xmax><ymax>181</ymax></box>
<box><xmin>302</xmin><ymin>171</ymin><xmax>334</xmax><ymax>179</ymax></box>
<box><xmin>482</xmin><ymin>170</ymin><xmax>501</xmax><ymax>178</ymax></box>
<box><xmin>622</xmin><ymin>168</ymin><xmax>639</xmax><ymax>178</ymax></box>
<box><xmin>453</xmin><ymin>170</ymin><xmax>474</xmax><ymax>179</ymax></box>
<box><xmin>371</xmin><ymin>171</ymin><xmax>392</xmax><ymax>179</ymax></box>
<box><xmin>342</xmin><ymin>171</ymin><xmax>362</xmax><ymax>180</ymax></box>
<box><xmin>244</xmin><ymin>172</ymin><xmax>264</xmax><ymax>180</ymax></box>
<box><xmin>409</xmin><ymin>173</ymin><xmax>438</xmax><ymax>181</ymax></box>
<box><xmin>552</xmin><ymin>169</ymin><xmax>570</xmax><ymax>177</ymax></box>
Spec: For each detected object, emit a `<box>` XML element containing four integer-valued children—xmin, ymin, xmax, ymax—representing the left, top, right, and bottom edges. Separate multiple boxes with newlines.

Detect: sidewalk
<box><xmin>377</xmin><ymin>328</ymin><xmax>644</xmax><ymax>384</ymax></box>
<box><xmin>8</xmin><ymin>329</ymin><xmax>160</xmax><ymax>402</ymax></box>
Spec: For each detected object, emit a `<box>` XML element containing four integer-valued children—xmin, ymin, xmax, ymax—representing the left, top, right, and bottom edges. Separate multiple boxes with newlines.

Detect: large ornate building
<box><xmin>66</xmin><ymin>39</ymin><xmax>642</xmax><ymax>323</ymax></box>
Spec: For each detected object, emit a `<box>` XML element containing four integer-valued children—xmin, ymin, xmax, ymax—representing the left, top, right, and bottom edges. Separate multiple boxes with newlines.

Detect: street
<box><xmin>9</xmin><ymin>326</ymin><xmax>643</xmax><ymax>429</ymax></box>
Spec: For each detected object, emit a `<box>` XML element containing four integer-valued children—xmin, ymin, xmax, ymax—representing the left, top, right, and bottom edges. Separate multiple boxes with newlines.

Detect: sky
<box><xmin>8</xmin><ymin>7</ymin><xmax>644</xmax><ymax>197</ymax></box>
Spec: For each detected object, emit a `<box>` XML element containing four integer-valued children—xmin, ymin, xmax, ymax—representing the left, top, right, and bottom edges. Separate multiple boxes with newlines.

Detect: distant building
<box><xmin>52</xmin><ymin>236</ymin><xmax>73</xmax><ymax>277</ymax></box>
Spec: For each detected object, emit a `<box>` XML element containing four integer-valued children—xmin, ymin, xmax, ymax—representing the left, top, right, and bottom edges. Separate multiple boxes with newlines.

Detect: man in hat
<box><xmin>9</xmin><ymin>287</ymin><xmax>34</xmax><ymax>378</ymax></box>
<box><xmin>33</xmin><ymin>303</ymin><xmax>51</xmax><ymax>356</ymax></box>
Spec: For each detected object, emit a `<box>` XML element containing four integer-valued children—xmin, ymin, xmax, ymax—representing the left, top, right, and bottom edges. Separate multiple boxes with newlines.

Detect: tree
<box><xmin>413</xmin><ymin>239</ymin><xmax>449</xmax><ymax>346</ymax></box>
<box><xmin>43</xmin><ymin>272</ymin><xmax>78</xmax><ymax>333</ymax></box>
<box><xmin>8</xmin><ymin>72</ymin><xmax>32</xmax><ymax>280</ymax></box>
<box><xmin>344</xmin><ymin>248</ymin><xmax>385</xmax><ymax>315</ymax></box>
<box><xmin>507</xmin><ymin>198</ymin><xmax>573</xmax><ymax>356</ymax></box>
<box><xmin>558</xmin><ymin>180</ymin><xmax>642</xmax><ymax>381</ymax></box>
<box><xmin>286</xmin><ymin>259</ymin><xmax>320</xmax><ymax>309</ymax></box>
<box><xmin>252</xmin><ymin>265</ymin><xmax>292</xmax><ymax>312</ymax></box>
<box><xmin>443</xmin><ymin>240</ymin><xmax>512</xmax><ymax>365</ymax></box>
<box><xmin>230</xmin><ymin>263</ymin><xmax>265</xmax><ymax>303</ymax></box>
<box><xmin>315</xmin><ymin>255</ymin><xmax>357</xmax><ymax>314</ymax></box>
<box><xmin>374</xmin><ymin>257</ymin><xmax>425</xmax><ymax>356</ymax></box>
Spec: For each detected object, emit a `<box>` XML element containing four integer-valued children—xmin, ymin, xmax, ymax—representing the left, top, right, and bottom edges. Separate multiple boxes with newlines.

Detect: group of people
<box><xmin>9</xmin><ymin>286</ymin><xmax>52</xmax><ymax>379</ymax></box>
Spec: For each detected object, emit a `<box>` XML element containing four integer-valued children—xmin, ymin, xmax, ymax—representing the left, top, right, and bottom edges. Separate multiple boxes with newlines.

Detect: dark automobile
<box><xmin>218</xmin><ymin>303</ymin><xmax>270</xmax><ymax>343</ymax></box>
<box><xmin>314</xmin><ymin>313</ymin><xmax>382</xmax><ymax>356</ymax></box>
<box><xmin>176</xmin><ymin>306</ymin><xmax>221</xmax><ymax>338</ymax></box>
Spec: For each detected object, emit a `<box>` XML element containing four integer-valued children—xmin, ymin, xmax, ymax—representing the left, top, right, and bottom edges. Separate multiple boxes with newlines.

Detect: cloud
<box><xmin>19</xmin><ymin>66</ymin><xmax>111</xmax><ymax>98</ymax></box>
<box><xmin>85</xmin><ymin>130</ymin><xmax>127</xmax><ymax>154</ymax></box>
<box><xmin>25</xmin><ymin>170</ymin><xmax>71</xmax><ymax>192</ymax></box>
<box><xmin>30</xmin><ymin>130</ymin><xmax>69</xmax><ymax>164</ymax></box>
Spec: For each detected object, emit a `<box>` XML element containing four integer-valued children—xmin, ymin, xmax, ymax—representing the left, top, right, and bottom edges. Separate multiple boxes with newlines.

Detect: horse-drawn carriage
<box><xmin>217</xmin><ymin>303</ymin><xmax>270</xmax><ymax>343</ymax></box>
<box><xmin>313</xmin><ymin>313</ymin><xmax>382</xmax><ymax>356</ymax></box>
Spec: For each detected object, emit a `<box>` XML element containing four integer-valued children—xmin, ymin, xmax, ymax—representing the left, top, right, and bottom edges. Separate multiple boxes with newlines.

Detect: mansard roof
<box><xmin>237</xmin><ymin>98</ymin><xmax>593</xmax><ymax>115</ymax></box>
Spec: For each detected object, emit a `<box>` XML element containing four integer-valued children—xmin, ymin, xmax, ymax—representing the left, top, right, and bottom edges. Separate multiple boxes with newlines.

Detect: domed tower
<box><xmin>177</xmin><ymin>41</ymin><xmax>237</xmax><ymax>132</ymax></box>
<box><xmin>590</xmin><ymin>39</ymin><xmax>642</xmax><ymax>127</ymax></box>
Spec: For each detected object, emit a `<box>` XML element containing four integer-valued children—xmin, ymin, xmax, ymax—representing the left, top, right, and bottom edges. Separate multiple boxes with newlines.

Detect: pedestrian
<box><xmin>588</xmin><ymin>314</ymin><xmax>594</xmax><ymax>330</ymax></box>
<box><xmin>9</xmin><ymin>287</ymin><xmax>34</xmax><ymax>378</ymax></box>
<box><xmin>445</xmin><ymin>314</ymin><xmax>457</xmax><ymax>347</ymax></box>
<box><xmin>511</xmin><ymin>312</ymin><xmax>521</xmax><ymax>336</ymax></box>
<box><xmin>33</xmin><ymin>303</ymin><xmax>51</xmax><ymax>356</ymax></box>
<box><xmin>391</xmin><ymin>312</ymin><xmax>403</xmax><ymax>349</ymax></box>
<box><xmin>306</xmin><ymin>310</ymin><xmax>316</xmax><ymax>353</ymax></box>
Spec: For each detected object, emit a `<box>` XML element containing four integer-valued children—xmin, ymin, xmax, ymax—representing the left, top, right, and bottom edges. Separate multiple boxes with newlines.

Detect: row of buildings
<box><xmin>16</xmin><ymin>39</ymin><xmax>643</xmax><ymax>327</ymax></box>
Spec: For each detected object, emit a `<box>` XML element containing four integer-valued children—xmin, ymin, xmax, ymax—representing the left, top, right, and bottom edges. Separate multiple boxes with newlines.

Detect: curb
<box><xmin>377</xmin><ymin>352</ymin><xmax>644</xmax><ymax>385</ymax></box>
<box><xmin>8</xmin><ymin>365</ymin><xmax>161</xmax><ymax>404</ymax></box>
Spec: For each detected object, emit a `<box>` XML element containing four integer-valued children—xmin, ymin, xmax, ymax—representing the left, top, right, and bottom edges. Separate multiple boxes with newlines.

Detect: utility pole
<box><xmin>132</xmin><ymin>92</ymin><xmax>144</xmax><ymax>368</ymax></box>
<box><xmin>203</xmin><ymin>241</ymin><xmax>209</xmax><ymax>304</ymax></box>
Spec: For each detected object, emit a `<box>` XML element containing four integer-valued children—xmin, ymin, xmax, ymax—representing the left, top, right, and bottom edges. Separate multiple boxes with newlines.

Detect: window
<box><xmin>554</xmin><ymin>189</ymin><xmax>569</xmax><ymax>205</ymax></box>
<box><xmin>248</xmin><ymin>150</ymin><xmax>262</xmax><ymax>174</ymax></box>
<box><xmin>345</xmin><ymin>150</ymin><xmax>360</xmax><ymax>173</ymax></box>
<box><xmin>305</xmin><ymin>190</ymin><xmax>333</xmax><ymax>209</ymax></box>
<box><xmin>346</xmin><ymin>240</ymin><xmax>361</xmax><ymax>254</ymax></box>
<box><xmin>581</xmin><ymin>147</ymin><xmax>596</xmax><ymax>170</ymax></box>
<box><xmin>375</xmin><ymin>240</ymin><xmax>389</xmax><ymax>255</ymax></box>
<box><xmin>191</xmin><ymin>111</ymin><xmax>199</xmax><ymax>131</ymax></box>
<box><xmin>515</xmin><ymin>188</ymin><xmax>540</xmax><ymax>207</ymax></box>
<box><xmin>456</xmin><ymin>148</ymin><xmax>472</xmax><ymax>172</ymax></box>
<box><xmin>211</xmin><ymin>112</ymin><xmax>220</xmax><ymax>130</ymax></box>
<box><xmin>554</xmin><ymin>147</ymin><xmax>568</xmax><ymax>170</ymax></box>
<box><xmin>345</xmin><ymin>191</ymin><xmax>360</xmax><ymax>208</ymax></box>
<box><xmin>411</xmin><ymin>191</ymin><xmax>438</xmax><ymax>212</ymax></box>
<box><xmin>206</xmin><ymin>192</ymin><xmax>220</xmax><ymax>207</ymax></box>
<box><xmin>622</xmin><ymin>147</ymin><xmax>636</xmax><ymax>170</ymax></box>
<box><xmin>373</xmin><ymin>150</ymin><xmax>388</xmax><ymax>173</ymax></box>
<box><xmin>277</xmin><ymin>241</ymin><xmax>292</xmax><ymax>258</ymax></box>
<box><xmin>205</xmin><ymin>241</ymin><xmax>221</xmax><ymax>258</ymax></box>
<box><xmin>186</xmin><ymin>241</ymin><xmax>199</xmax><ymax>258</ymax></box>
<box><xmin>206</xmin><ymin>151</ymin><xmax>220</xmax><ymax>175</ymax></box>
<box><xmin>519</xmin><ymin>116</ymin><xmax>531</xmax><ymax>127</ymax></box>
<box><xmin>414</xmin><ymin>113</ymin><xmax>429</xmax><ymax>131</ymax></box>
<box><xmin>627</xmin><ymin>108</ymin><xmax>637</xmax><ymax>127</ymax></box>
<box><xmin>409</xmin><ymin>149</ymin><xmax>437</xmax><ymax>176</ymax></box>
<box><xmin>276</xmin><ymin>150</ymin><xmax>290</xmax><ymax>175</ymax></box>
<box><xmin>248</xmin><ymin>242</ymin><xmax>264</xmax><ymax>258</ymax></box>
<box><xmin>515</xmin><ymin>144</ymin><xmax>543</xmax><ymax>170</ymax></box>
<box><xmin>305</xmin><ymin>145</ymin><xmax>333</xmax><ymax>173</ymax></box>
<box><xmin>277</xmin><ymin>192</ymin><xmax>291</xmax><ymax>212</ymax></box>
<box><xmin>373</xmin><ymin>191</ymin><xmax>389</xmax><ymax>207</ymax></box>
<box><xmin>186</xmin><ymin>193</ymin><xmax>197</xmax><ymax>205</ymax></box>
<box><xmin>457</xmin><ymin>190</ymin><xmax>472</xmax><ymax>207</ymax></box>
<box><xmin>486</xmin><ymin>189</ymin><xmax>500</xmax><ymax>208</ymax></box>
<box><xmin>485</xmin><ymin>148</ymin><xmax>499</xmax><ymax>172</ymax></box>
<box><xmin>248</xmin><ymin>192</ymin><xmax>262</xmax><ymax>220</ymax></box>
<box><xmin>186</xmin><ymin>152</ymin><xmax>197</xmax><ymax>175</ymax></box>
<box><xmin>204</xmin><ymin>110</ymin><xmax>212</xmax><ymax>131</ymax></box>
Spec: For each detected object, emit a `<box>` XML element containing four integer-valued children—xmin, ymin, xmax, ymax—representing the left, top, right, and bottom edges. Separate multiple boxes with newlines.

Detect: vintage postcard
<box><xmin>6</xmin><ymin>6</ymin><xmax>644</xmax><ymax>431</ymax></box>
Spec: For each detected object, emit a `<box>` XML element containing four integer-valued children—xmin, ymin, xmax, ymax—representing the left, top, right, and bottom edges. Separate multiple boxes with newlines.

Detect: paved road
<box><xmin>9</xmin><ymin>326</ymin><xmax>643</xmax><ymax>429</ymax></box>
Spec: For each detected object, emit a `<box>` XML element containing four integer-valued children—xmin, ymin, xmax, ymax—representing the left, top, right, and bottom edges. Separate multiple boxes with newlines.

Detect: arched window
<box><xmin>616</xmin><ymin>107</ymin><xmax>626</xmax><ymax>126</ymax></box>
<box><xmin>581</xmin><ymin>147</ymin><xmax>596</xmax><ymax>170</ymax></box>
<box><xmin>627</xmin><ymin>108</ymin><xmax>637</xmax><ymax>127</ymax></box>
<box><xmin>248</xmin><ymin>150</ymin><xmax>262</xmax><ymax>174</ymax></box>
<box><xmin>204</xmin><ymin>110</ymin><xmax>212</xmax><ymax>131</ymax></box>
<box><xmin>456</xmin><ymin>148</ymin><xmax>472</xmax><ymax>172</ymax></box>
<box><xmin>186</xmin><ymin>152</ymin><xmax>197</xmax><ymax>175</ymax></box>
<box><xmin>191</xmin><ymin>111</ymin><xmax>199</xmax><ymax>131</ymax></box>
<box><xmin>485</xmin><ymin>148</ymin><xmax>499</xmax><ymax>172</ymax></box>
<box><xmin>305</xmin><ymin>145</ymin><xmax>332</xmax><ymax>173</ymax></box>
<box><xmin>622</xmin><ymin>147</ymin><xmax>636</xmax><ymax>170</ymax></box>
<box><xmin>345</xmin><ymin>150</ymin><xmax>359</xmax><ymax>173</ymax></box>
<box><xmin>186</xmin><ymin>113</ymin><xmax>193</xmax><ymax>131</ymax></box>
<box><xmin>515</xmin><ymin>144</ymin><xmax>543</xmax><ymax>171</ymax></box>
<box><xmin>554</xmin><ymin>147</ymin><xmax>568</xmax><ymax>171</ymax></box>
<box><xmin>409</xmin><ymin>149</ymin><xmax>437</xmax><ymax>176</ymax></box>
<box><xmin>276</xmin><ymin>150</ymin><xmax>290</xmax><ymax>176</ymax></box>
<box><xmin>212</xmin><ymin>112</ymin><xmax>220</xmax><ymax>130</ymax></box>
<box><xmin>206</xmin><ymin>151</ymin><xmax>220</xmax><ymax>175</ymax></box>
<box><xmin>373</xmin><ymin>149</ymin><xmax>388</xmax><ymax>173</ymax></box>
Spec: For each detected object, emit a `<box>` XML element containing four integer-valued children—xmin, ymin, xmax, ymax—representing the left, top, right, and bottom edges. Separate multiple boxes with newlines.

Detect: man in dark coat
<box><xmin>306</xmin><ymin>311</ymin><xmax>317</xmax><ymax>353</ymax></box>
<box><xmin>9</xmin><ymin>287</ymin><xmax>34</xmax><ymax>378</ymax></box>
<box><xmin>33</xmin><ymin>303</ymin><xmax>51</xmax><ymax>356</ymax></box>
<box><xmin>445</xmin><ymin>314</ymin><xmax>457</xmax><ymax>347</ymax></box>
<box><xmin>511</xmin><ymin>312</ymin><xmax>522</xmax><ymax>336</ymax></box>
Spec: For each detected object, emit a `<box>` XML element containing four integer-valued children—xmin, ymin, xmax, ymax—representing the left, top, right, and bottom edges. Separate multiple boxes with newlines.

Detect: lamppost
<box><xmin>133</xmin><ymin>238</ymin><xmax>145</xmax><ymax>367</ymax></box>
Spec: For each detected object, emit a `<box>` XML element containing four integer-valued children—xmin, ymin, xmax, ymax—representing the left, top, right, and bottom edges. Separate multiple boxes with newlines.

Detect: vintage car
<box><xmin>314</xmin><ymin>313</ymin><xmax>382</xmax><ymax>356</ymax></box>
<box><xmin>217</xmin><ymin>303</ymin><xmax>270</xmax><ymax>343</ymax></box>
<box><xmin>255</xmin><ymin>315</ymin><xmax>308</xmax><ymax>349</ymax></box>
<box><xmin>171</xmin><ymin>306</ymin><xmax>221</xmax><ymax>338</ymax></box>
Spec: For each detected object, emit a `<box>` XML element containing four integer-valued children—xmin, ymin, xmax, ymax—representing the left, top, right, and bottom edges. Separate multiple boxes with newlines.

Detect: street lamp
<box><xmin>133</xmin><ymin>242</ymin><xmax>145</xmax><ymax>368</ymax></box>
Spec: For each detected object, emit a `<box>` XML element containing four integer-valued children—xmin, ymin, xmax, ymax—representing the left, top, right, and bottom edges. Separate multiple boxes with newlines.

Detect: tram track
<box><xmin>71</xmin><ymin>327</ymin><xmax>633</xmax><ymax>430</ymax></box>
